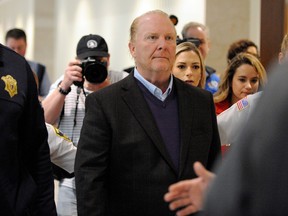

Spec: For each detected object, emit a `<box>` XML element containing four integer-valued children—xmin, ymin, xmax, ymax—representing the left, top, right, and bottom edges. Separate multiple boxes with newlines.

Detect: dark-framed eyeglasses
<box><xmin>176</xmin><ymin>37</ymin><xmax>202</xmax><ymax>47</ymax></box>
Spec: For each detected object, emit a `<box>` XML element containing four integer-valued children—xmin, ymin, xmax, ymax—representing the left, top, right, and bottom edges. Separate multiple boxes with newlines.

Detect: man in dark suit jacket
<box><xmin>0</xmin><ymin>43</ymin><xmax>56</xmax><ymax>215</ymax></box>
<box><xmin>75</xmin><ymin>10</ymin><xmax>221</xmax><ymax>216</ymax></box>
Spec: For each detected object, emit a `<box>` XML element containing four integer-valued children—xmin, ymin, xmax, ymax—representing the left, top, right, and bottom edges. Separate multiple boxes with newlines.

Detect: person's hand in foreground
<box><xmin>164</xmin><ymin>162</ymin><xmax>215</xmax><ymax>216</ymax></box>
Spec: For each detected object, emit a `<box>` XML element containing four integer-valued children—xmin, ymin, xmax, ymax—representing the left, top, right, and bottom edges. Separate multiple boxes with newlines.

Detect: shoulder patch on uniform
<box><xmin>237</xmin><ymin>97</ymin><xmax>249</xmax><ymax>111</ymax></box>
<box><xmin>53</xmin><ymin>126</ymin><xmax>72</xmax><ymax>142</ymax></box>
<box><xmin>1</xmin><ymin>75</ymin><xmax>18</xmax><ymax>97</ymax></box>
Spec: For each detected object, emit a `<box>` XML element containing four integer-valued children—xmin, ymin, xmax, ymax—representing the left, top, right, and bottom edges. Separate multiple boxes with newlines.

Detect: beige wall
<box><xmin>206</xmin><ymin>0</ymin><xmax>260</xmax><ymax>75</ymax></box>
<box><xmin>34</xmin><ymin>0</ymin><xmax>55</xmax><ymax>79</ymax></box>
<box><xmin>0</xmin><ymin>0</ymin><xmax>260</xmax><ymax>82</ymax></box>
<box><xmin>0</xmin><ymin>0</ymin><xmax>35</xmax><ymax>57</ymax></box>
<box><xmin>0</xmin><ymin>0</ymin><xmax>55</xmax><ymax>81</ymax></box>
<box><xmin>52</xmin><ymin>0</ymin><xmax>206</xmax><ymax>82</ymax></box>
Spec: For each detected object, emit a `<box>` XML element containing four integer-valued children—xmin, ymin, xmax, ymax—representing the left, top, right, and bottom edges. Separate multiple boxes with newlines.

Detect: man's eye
<box><xmin>147</xmin><ymin>35</ymin><xmax>157</xmax><ymax>40</ymax></box>
<box><xmin>166</xmin><ymin>36</ymin><xmax>174</xmax><ymax>41</ymax></box>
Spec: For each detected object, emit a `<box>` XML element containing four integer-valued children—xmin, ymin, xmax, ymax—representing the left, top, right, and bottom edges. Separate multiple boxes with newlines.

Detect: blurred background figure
<box><xmin>169</xmin><ymin>14</ymin><xmax>178</xmax><ymax>26</ymax></box>
<box><xmin>278</xmin><ymin>34</ymin><xmax>288</xmax><ymax>64</ymax></box>
<box><xmin>227</xmin><ymin>39</ymin><xmax>259</xmax><ymax>64</ymax></box>
<box><xmin>181</xmin><ymin>22</ymin><xmax>220</xmax><ymax>94</ymax></box>
<box><xmin>5</xmin><ymin>28</ymin><xmax>51</xmax><ymax>98</ymax></box>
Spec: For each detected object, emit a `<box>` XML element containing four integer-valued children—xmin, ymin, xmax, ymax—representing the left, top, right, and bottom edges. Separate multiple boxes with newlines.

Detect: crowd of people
<box><xmin>1</xmin><ymin>9</ymin><xmax>288</xmax><ymax>216</ymax></box>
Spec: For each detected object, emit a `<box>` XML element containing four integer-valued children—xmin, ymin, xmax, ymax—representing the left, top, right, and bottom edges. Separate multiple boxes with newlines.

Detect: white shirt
<box><xmin>134</xmin><ymin>68</ymin><xmax>173</xmax><ymax>101</ymax></box>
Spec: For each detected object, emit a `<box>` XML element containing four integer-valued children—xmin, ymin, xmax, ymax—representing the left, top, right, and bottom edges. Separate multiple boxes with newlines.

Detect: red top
<box><xmin>214</xmin><ymin>98</ymin><xmax>231</xmax><ymax>115</ymax></box>
<box><xmin>215</xmin><ymin>98</ymin><xmax>232</xmax><ymax>156</ymax></box>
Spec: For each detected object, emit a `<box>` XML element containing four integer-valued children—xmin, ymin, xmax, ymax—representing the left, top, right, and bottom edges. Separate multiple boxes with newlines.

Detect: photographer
<box><xmin>42</xmin><ymin>34</ymin><xmax>128</xmax><ymax>216</ymax></box>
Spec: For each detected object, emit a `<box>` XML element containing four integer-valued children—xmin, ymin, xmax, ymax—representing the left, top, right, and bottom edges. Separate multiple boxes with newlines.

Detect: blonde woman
<box><xmin>214</xmin><ymin>53</ymin><xmax>267</xmax><ymax>115</ymax></box>
<box><xmin>172</xmin><ymin>42</ymin><xmax>206</xmax><ymax>88</ymax></box>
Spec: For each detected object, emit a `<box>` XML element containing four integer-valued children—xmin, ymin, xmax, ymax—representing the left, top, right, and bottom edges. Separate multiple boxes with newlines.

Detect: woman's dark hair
<box><xmin>227</xmin><ymin>39</ymin><xmax>258</xmax><ymax>63</ymax></box>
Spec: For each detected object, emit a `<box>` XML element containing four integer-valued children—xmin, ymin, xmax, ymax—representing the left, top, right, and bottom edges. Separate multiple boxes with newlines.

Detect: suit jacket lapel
<box><xmin>175</xmin><ymin>79</ymin><xmax>196</xmax><ymax>177</ymax></box>
<box><xmin>120</xmin><ymin>74</ymin><xmax>177</xmax><ymax>174</ymax></box>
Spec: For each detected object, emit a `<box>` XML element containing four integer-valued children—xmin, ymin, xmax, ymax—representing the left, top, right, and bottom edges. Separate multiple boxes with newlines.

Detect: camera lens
<box><xmin>83</xmin><ymin>62</ymin><xmax>108</xmax><ymax>84</ymax></box>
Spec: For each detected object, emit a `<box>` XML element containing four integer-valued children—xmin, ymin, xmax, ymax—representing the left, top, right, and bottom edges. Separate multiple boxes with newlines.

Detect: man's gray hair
<box><xmin>181</xmin><ymin>22</ymin><xmax>210</xmax><ymax>39</ymax></box>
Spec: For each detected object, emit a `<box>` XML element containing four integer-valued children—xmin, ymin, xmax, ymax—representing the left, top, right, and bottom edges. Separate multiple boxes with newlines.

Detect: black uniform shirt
<box><xmin>0</xmin><ymin>44</ymin><xmax>56</xmax><ymax>216</ymax></box>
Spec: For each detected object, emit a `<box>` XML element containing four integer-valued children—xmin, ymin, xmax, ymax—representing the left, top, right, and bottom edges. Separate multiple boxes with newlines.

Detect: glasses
<box><xmin>176</xmin><ymin>37</ymin><xmax>202</xmax><ymax>47</ymax></box>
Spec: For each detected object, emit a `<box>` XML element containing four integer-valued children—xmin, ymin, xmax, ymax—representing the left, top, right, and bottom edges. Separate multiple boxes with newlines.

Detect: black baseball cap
<box><xmin>76</xmin><ymin>34</ymin><xmax>109</xmax><ymax>59</ymax></box>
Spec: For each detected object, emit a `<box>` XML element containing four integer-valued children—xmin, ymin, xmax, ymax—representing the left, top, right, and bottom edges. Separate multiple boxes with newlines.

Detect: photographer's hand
<box><xmin>42</xmin><ymin>59</ymin><xmax>82</xmax><ymax>125</ymax></box>
<box><xmin>61</xmin><ymin>59</ymin><xmax>83</xmax><ymax>89</ymax></box>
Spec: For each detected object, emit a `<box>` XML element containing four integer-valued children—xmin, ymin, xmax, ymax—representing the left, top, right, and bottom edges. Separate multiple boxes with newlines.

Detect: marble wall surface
<box><xmin>0</xmin><ymin>0</ymin><xmax>261</xmax><ymax>82</ymax></box>
<box><xmin>206</xmin><ymin>0</ymin><xmax>260</xmax><ymax>75</ymax></box>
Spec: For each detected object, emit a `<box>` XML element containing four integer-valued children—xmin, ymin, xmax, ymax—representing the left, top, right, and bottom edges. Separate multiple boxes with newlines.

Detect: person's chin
<box><xmin>153</xmin><ymin>63</ymin><xmax>171</xmax><ymax>72</ymax></box>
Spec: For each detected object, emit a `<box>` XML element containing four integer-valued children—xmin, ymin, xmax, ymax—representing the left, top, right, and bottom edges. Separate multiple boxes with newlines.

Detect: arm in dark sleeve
<box><xmin>23</xmin><ymin>63</ymin><xmax>56</xmax><ymax>215</ymax></box>
<box><xmin>75</xmin><ymin>93</ymin><xmax>111</xmax><ymax>216</ymax></box>
<box><xmin>207</xmin><ymin>92</ymin><xmax>221</xmax><ymax>170</ymax></box>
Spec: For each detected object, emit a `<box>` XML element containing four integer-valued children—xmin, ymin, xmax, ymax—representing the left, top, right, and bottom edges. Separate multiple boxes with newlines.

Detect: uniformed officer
<box><xmin>0</xmin><ymin>44</ymin><xmax>56</xmax><ymax>215</ymax></box>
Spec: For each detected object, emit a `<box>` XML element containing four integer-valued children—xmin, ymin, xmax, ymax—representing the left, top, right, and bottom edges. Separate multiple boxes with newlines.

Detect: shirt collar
<box><xmin>134</xmin><ymin>68</ymin><xmax>173</xmax><ymax>101</ymax></box>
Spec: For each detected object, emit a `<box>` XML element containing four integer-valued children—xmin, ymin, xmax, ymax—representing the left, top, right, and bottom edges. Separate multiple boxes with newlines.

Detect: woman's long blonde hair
<box><xmin>175</xmin><ymin>42</ymin><xmax>206</xmax><ymax>88</ymax></box>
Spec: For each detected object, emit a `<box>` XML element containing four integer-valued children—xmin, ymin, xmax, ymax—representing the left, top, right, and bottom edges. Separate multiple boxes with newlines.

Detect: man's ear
<box><xmin>207</xmin><ymin>39</ymin><xmax>211</xmax><ymax>52</ymax></box>
<box><xmin>107</xmin><ymin>54</ymin><xmax>111</xmax><ymax>67</ymax></box>
<box><xmin>129</xmin><ymin>42</ymin><xmax>136</xmax><ymax>58</ymax></box>
<box><xmin>279</xmin><ymin>52</ymin><xmax>284</xmax><ymax>64</ymax></box>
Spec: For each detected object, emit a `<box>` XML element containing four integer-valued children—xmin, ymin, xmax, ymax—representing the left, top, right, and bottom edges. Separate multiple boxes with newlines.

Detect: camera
<box><xmin>176</xmin><ymin>37</ymin><xmax>202</xmax><ymax>48</ymax></box>
<box><xmin>73</xmin><ymin>57</ymin><xmax>108</xmax><ymax>87</ymax></box>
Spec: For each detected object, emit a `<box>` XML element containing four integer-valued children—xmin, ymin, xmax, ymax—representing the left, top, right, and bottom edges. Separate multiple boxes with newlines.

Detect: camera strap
<box><xmin>71</xmin><ymin>86</ymin><xmax>81</xmax><ymax>141</ymax></box>
<box><xmin>58</xmin><ymin>85</ymin><xmax>88</xmax><ymax>144</ymax></box>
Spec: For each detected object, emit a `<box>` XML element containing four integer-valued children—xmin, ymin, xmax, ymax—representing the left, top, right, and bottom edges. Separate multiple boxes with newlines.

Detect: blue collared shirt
<box><xmin>134</xmin><ymin>68</ymin><xmax>173</xmax><ymax>101</ymax></box>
